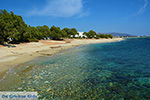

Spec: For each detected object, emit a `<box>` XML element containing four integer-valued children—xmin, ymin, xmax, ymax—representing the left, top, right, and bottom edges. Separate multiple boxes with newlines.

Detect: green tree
<box><xmin>62</xmin><ymin>28</ymin><xmax>70</xmax><ymax>38</ymax></box>
<box><xmin>61</xmin><ymin>30</ymin><xmax>67</xmax><ymax>38</ymax></box>
<box><xmin>36</xmin><ymin>25</ymin><xmax>51</xmax><ymax>39</ymax></box>
<box><xmin>69</xmin><ymin>28</ymin><xmax>79</xmax><ymax>38</ymax></box>
<box><xmin>23</xmin><ymin>26</ymin><xmax>42</xmax><ymax>42</ymax></box>
<box><xmin>62</xmin><ymin>28</ymin><xmax>78</xmax><ymax>38</ymax></box>
<box><xmin>0</xmin><ymin>10</ymin><xmax>27</xmax><ymax>43</ymax></box>
<box><xmin>83</xmin><ymin>30</ymin><xmax>96</xmax><ymax>38</ymax></box>
<box><xmin>50</xmin><ymin>26</ymin><xmax>63</xmax><ymax>40</ymax></box>
<box><xmin>0</xmin><ymin>10</ymin><xmax>16</xmax><ymax>42</ymax></box>
<box><xmin>10</xmin><ymin>13</ymin><xmax>27</xmax><ymax>43</ymax></box>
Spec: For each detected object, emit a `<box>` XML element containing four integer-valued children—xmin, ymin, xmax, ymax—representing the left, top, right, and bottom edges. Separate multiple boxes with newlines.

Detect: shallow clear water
<box><xmin>0</xmin><ymin>38</ymin><xmax>150</xmax><ymax>99</ymax></box>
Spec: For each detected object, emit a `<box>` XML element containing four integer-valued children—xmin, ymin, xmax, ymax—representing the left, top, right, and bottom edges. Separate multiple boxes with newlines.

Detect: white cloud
<box><xmin>136</xmin><ymin>0</ymin><xmax>149</xmax><ymax>15</ymax></box>
<box><xmin>29</xmin><ymin>0</ymin><xmax>85</xmax><ymax>17</ymax></box>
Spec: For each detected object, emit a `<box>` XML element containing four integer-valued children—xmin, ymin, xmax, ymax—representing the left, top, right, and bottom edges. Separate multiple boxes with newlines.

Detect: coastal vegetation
<box><xmin>0</xmin><ymin>10</ymin><xmax>113</xmax><ymax>44</ymax></box>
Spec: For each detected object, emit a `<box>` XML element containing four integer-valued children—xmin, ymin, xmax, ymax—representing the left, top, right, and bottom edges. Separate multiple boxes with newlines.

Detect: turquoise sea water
<box><xmin>0</xmin><ymin>38</ymin><xmax>150</xmax><ymax>99</ymax></box>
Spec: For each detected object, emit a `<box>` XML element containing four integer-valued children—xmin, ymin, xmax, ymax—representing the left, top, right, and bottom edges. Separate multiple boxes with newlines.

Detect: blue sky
<box><xmin>0</xmin><ymin>0</ymin><xmax>150</xmax><ymax>35</ymax></box>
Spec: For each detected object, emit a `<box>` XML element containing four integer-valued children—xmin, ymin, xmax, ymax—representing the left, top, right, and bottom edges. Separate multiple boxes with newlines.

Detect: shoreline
<box><xmin>0</xmin><ymin>38</ymin><xmax>124</xmax><ymax>78</ymax></box>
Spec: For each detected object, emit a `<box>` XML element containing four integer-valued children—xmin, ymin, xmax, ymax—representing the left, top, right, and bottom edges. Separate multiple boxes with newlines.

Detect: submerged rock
<box><xmin>44</xmin><ymin>81</ymin><xmax>49</xmax><ymax>84</ymax></box>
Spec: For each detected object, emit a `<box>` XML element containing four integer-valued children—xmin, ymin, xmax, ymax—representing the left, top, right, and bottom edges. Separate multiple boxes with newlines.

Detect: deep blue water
<box><xmin>0</xmin><ymin>38</ymin><xmax>150</xmax><ymax>99</ymax></box>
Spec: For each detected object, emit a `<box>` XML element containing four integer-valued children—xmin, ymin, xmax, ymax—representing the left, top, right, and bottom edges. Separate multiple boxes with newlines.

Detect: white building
<box><xmin>75</xmin><ymin>32</ymin><xmax>87</xmax><ymax>38</ymax></box>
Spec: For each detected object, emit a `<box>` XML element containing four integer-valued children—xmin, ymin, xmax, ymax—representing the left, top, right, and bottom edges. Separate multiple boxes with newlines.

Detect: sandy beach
<box><xmin>0</xmin><ymin>38</ymin><xmax>123</xmax><ymax>77</ymax></box>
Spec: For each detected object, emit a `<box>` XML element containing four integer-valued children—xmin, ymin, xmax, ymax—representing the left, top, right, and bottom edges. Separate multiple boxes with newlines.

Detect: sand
<box><xmin>0</xmin><ymin>38</ymin><xmax>124</xmax><ymax>77</ymax></box>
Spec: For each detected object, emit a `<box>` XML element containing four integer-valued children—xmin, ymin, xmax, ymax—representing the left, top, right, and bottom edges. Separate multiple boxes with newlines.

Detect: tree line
<box><xmin>0</xmin><ymin>10</ymin><xmax>113</xmax><ymax>44</ymax></box>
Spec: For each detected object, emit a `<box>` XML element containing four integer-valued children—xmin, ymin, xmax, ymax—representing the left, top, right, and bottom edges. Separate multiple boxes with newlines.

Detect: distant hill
<box><xmin>109</xmin><ymin>32</ymin><xmax>135</xmax><ymax>37</ymax></box>
<box><xmin>98</xmin><ymin>32</ymin><xmax>135</xmax><ymax>37</ymax></box>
